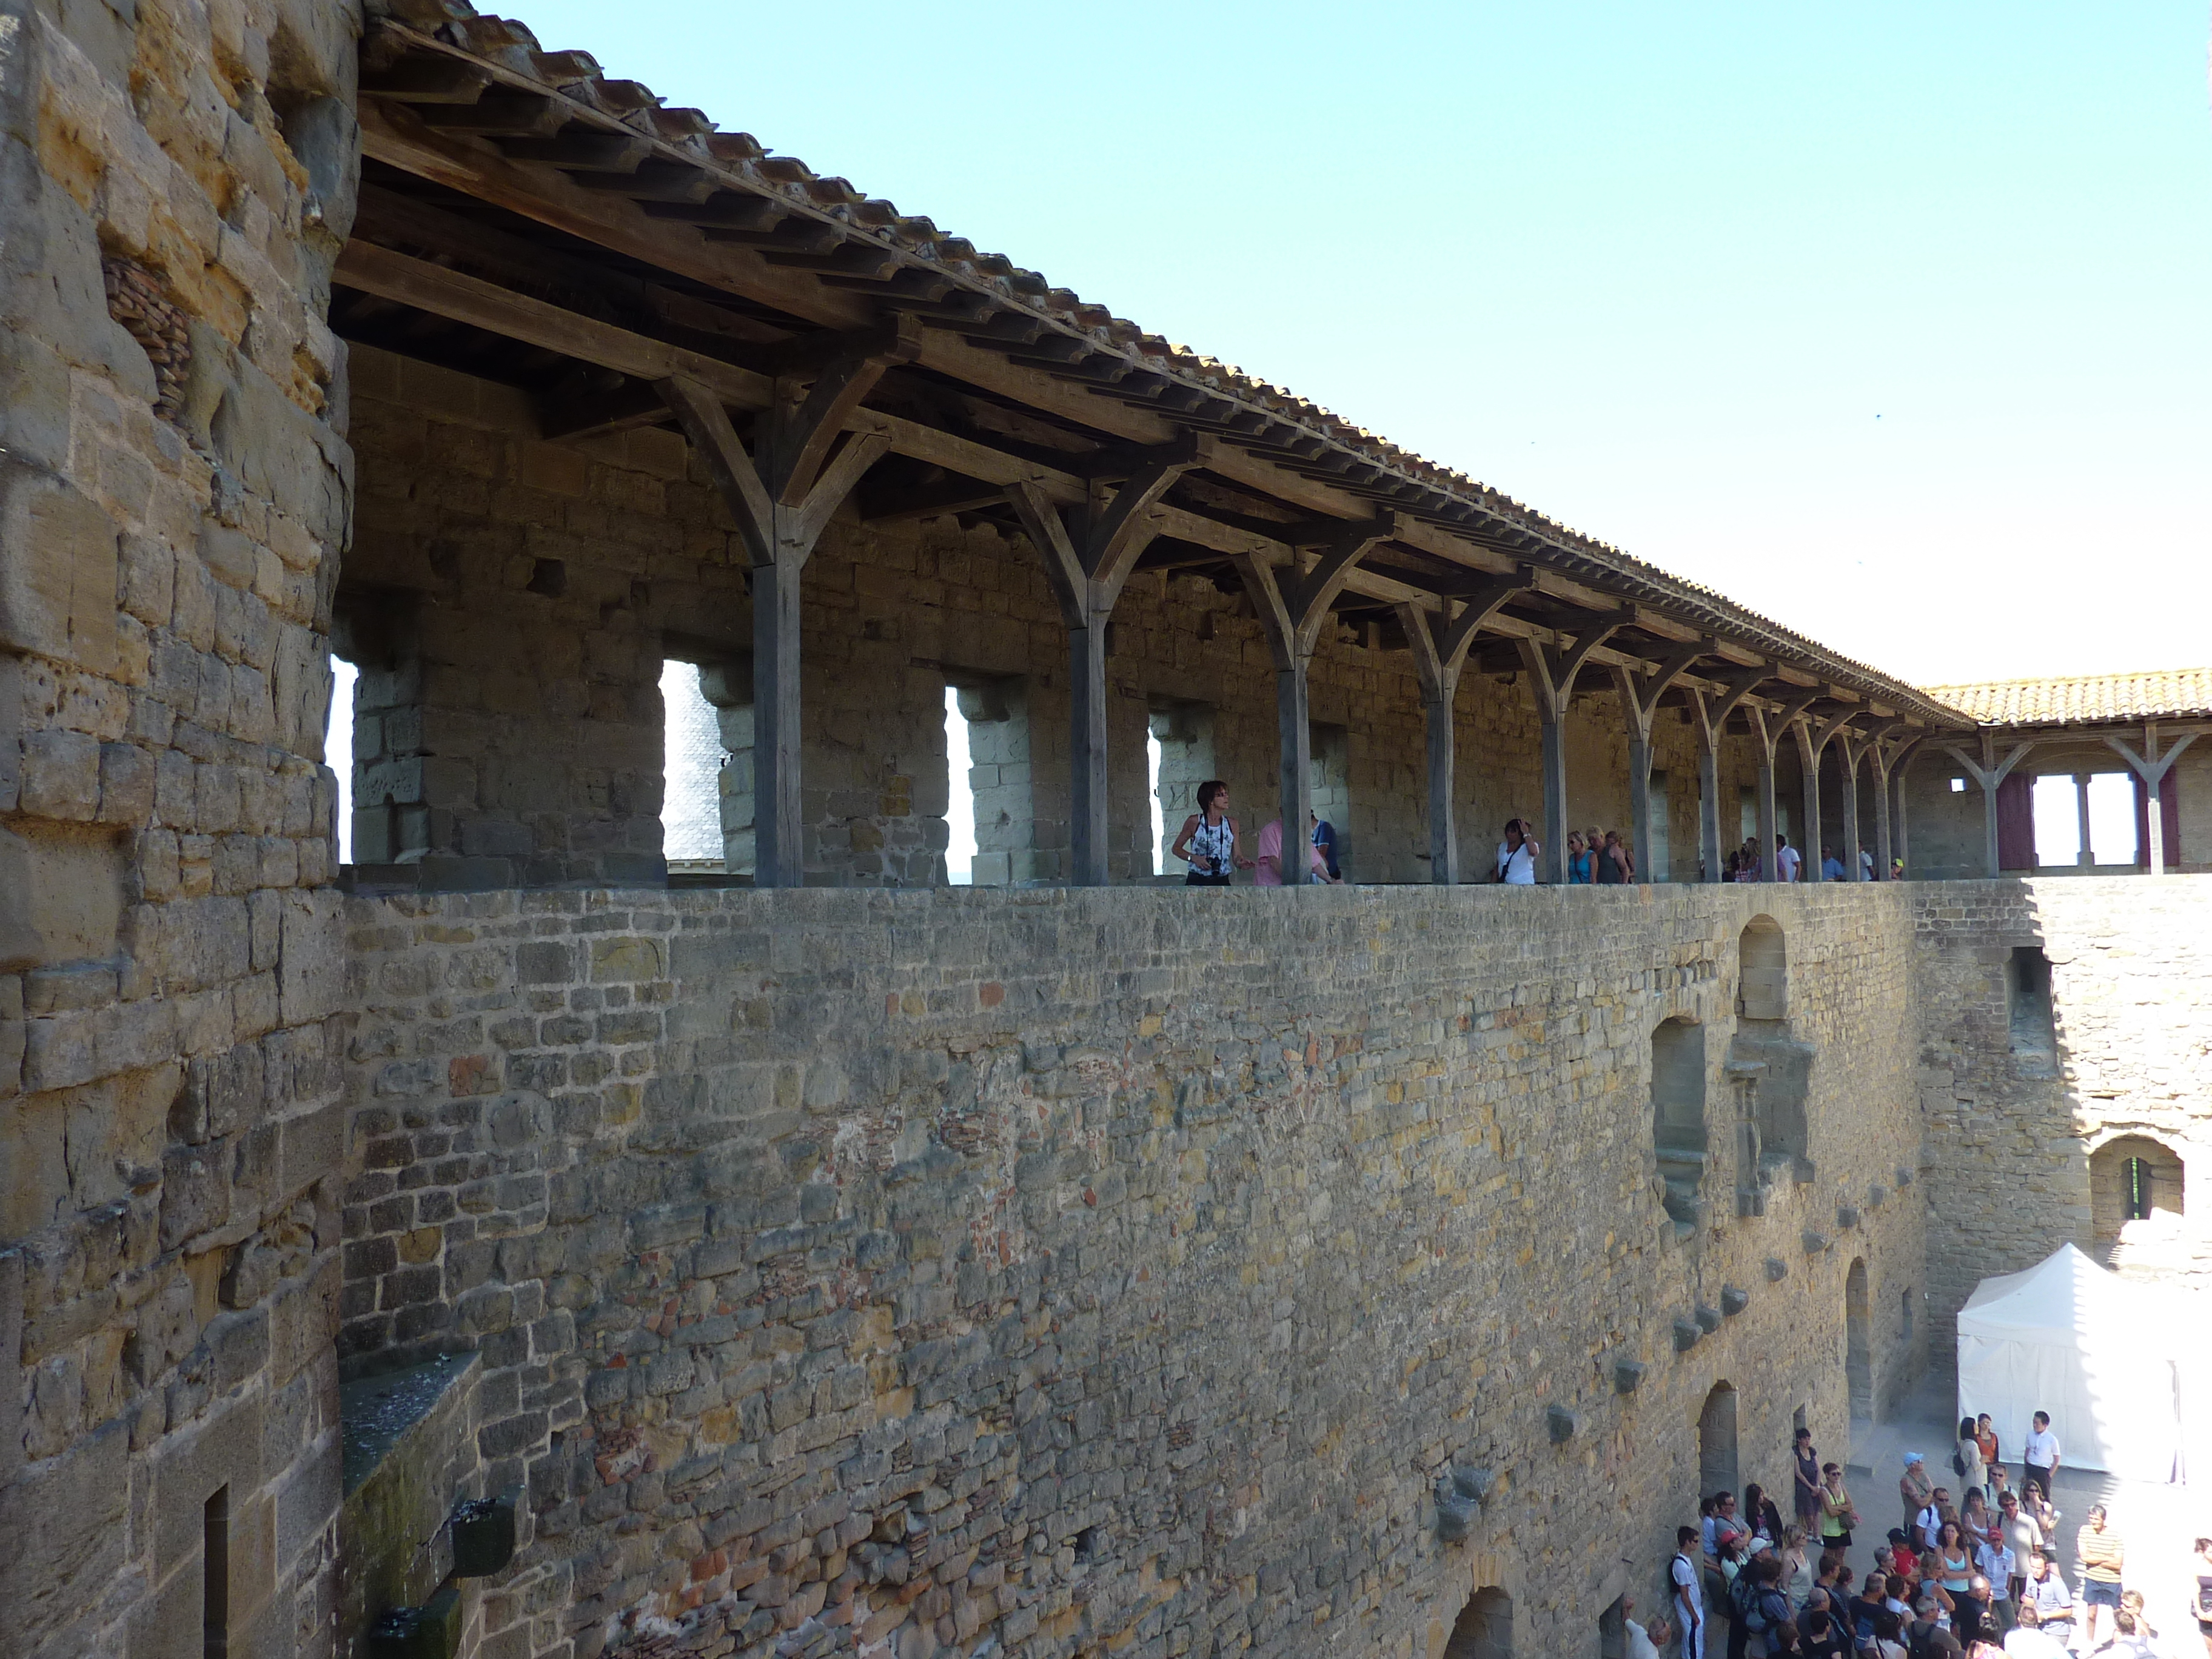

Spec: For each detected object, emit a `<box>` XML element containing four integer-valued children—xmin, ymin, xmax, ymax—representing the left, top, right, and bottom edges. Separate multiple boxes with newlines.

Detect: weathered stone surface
<box><xmin>338</xmin><ymin>882</ymin><xmax>1926</xmax><ymax>1658</ymax></box>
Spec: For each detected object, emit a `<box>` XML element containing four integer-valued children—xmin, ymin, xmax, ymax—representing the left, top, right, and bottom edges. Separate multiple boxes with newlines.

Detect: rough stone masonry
<box><xmin>1</xmin><ymin>0</ymin><xmax>2208</xmax><ymax>1654</ymax></box>
<box><xmin>335</xmin><ymin>883</ymin><xmax>1925</xmax><ymax>1659</ymax></box>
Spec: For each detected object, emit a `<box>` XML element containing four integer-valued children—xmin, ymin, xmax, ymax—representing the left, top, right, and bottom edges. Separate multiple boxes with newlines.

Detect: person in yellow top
<box><xmin>2076</xmin><ymin>1503</ymin><xmax>2125</xmax><ymax>1648</ymax></box>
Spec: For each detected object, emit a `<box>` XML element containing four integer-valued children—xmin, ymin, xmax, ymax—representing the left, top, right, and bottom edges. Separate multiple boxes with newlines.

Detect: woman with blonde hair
<box><xmin>1781</xmin><ymin>1525</ymin><xmax>1815</xmax><ymax>1611</ymax></box>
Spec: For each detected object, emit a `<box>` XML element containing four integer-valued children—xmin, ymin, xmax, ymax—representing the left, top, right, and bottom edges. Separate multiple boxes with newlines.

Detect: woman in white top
<box><xmin>1170</xmin><ymin>780</ymin><xmax>1255</xmax><ymax>886</ymax></box>
<box><xmin>1781</xmin><ymin>1526</ymin><xmax>1815</xmax><ymax>1610</ymax></box>
<box><xmin>1495</xmin><ymin>818</ymin><xmax>1540</xmax><ymax>884</ymax></box>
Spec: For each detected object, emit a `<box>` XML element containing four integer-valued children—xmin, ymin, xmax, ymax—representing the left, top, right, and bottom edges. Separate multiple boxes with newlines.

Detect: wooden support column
<box><xmin>1892</xmin><ymin>752</ymin><xmax>1913</xmax><ymax>878</ymax></box>
<box><xmin>1832</xmin><ymin>729</ymin><xmax>1866</xmax><ymax>883</ymax></box>
<box><xmin>1741</xmin><ymin>707</ymin><xmax>1782</xmax><ymax>883</ymax></box>
<box><xmin>1396</xmin><ymin>574</ymin><xmax>1528</xmax><ymax>884</ymax></box>
<box><xmin>1610</xmin><ymin>642</ymin><xmax>1706</xmax><ymax>885</ymax></box>
<box><xmin>1516</xmin><ymin>611</ymin><xmax>1632</xmax><ymax>883</ymax></box>
<box><xmin>1240</xmin><ymin>514</ymin><xmax>1395</xmax><ymax>885</ymax></box>
<box><xmin>1866</xmin><ymin>729</ymin><xmax>1914</xmax><ymax>880</ymax></box>
<box><xmin>2105</xmin><ymin>721</ymin><xmax>2197</xmax><ymax>876</ymax></box>
<box><xmin>1944</xmin><ymin>734</ymin><xmax>2036</xmax><ymax>877</ymax></box>
<box><xmin>1008</xmin><ymin>437</ymin><xmax>1210</xmax><ymax>885</ymax></box>
<box><xmin>1684</xmin><ymin>671</ymin><xmax>1766</xmax><ymax>883</ymax></box>
<box><xmin>1750</xmin><ymin>689</ymin><xmax>1821</xmax><ymax>882</ymax></box>
<box><xmin>1791</xmin><ymin>720</ymin><xmax>1827</xmax><ymax>881</ymax></box>
<box><xmin>657</xmin><ymin>322</ymin><xmax>913</xmax><ymax>885</ymax></box>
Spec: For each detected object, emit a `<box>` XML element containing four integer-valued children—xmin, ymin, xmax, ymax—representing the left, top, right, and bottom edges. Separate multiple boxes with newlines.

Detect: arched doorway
<box><xmin>1698</xmin><ymin>1382</ymin><xmax>1739</xmax><ymax>1507</ymax></box>
<box><xmin>1738</xmin><ymin>916</ymin><xmax>1786</xmax><ymax>1019</ymax></box>
<box><xmin>1845</xmin><ymin>1259</ymin><xmax>1872</xmax><ymax>1418</ymax></box>
<box><xmin>1444</xmin><ymin>1586</ymin><xmax>1512</xmax><ymax>1659</ymax></box>
<box><xmin>2090</xmin><ymin>1134</ymin><xmax>2185</xmax><ymax>1247</ymax></box>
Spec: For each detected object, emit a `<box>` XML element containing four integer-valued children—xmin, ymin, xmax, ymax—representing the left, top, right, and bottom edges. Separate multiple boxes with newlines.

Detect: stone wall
<box><xmin>1910</xmin><ymin>876</ymin><xmax>2212</xmax><ymax>1369</ymax></box>
<box><xmin>340</xmin><ymin>883</ymin><xmax>1926</xmax><ymax>1659</ymax></box>
<box><xmin>0</xmin><ymin>0</ymin><xmax>361</xmax><ymax>1654</ymax></box>
<box><xmin>340</xmin><ymin>348</ymin><xmax>1765</xmax><ymax>893</ymax></box>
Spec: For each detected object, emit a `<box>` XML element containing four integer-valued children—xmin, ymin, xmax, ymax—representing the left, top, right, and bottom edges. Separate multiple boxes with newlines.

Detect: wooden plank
<box><xmin>333</xmin><ymin>240</ymin><xmax>768</xmax><ymax>405</ymax></box>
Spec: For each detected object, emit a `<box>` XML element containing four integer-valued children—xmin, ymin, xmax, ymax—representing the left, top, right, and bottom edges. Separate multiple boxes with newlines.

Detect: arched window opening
<box><xmin>1737</xmin><ymin>916</ymin><xmax>1786</xmax><ymax>1021</ymax></box>
<box><xmin>1698</xmin><ymin>1383</ymin><xmax>1739</xmax><ymax>1511</ymax></box>
<box><xmin>2090</xmin><ymin>1134</ymin><xmax>2184</xmax><ymax>1247</ymax></box>
<box><xmin>1652</xmin><ymin>1019</ymin><xmax>1706</xmax><ymax>1237</ymax></box>
<box><xmin>1444</xmin><ymin>1587</ymin><xmax>1512</xmax><ymax>1659</ymax></box>
<box><xmin>1845</xmin><ymin>1259</ymin><xmax>1872</xmax><ymax>1419</ymax></box>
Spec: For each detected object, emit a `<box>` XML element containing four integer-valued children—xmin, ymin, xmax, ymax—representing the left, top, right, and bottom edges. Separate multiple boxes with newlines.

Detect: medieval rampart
<box><xmin>340</xmin><ymin>883</ymin><xmax>1924</xmax><ymax>1658</ymax></box>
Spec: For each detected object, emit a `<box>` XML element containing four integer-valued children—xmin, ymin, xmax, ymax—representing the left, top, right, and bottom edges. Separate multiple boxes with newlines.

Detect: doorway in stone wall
<box><xmin>1845</xmin><ymin>1259</ymin><xmax>1872</xmax><ymax>1419</ymax></box>
<box><xmin>1698</xmin><ymin>1383</ymin><xmax>1739</xmax><ymax>1507</ymax></box>
<box><xmin>1443</xmin><ymin>1587</ymin><xmax>1512</xmax><ymax>1659</ymax></box>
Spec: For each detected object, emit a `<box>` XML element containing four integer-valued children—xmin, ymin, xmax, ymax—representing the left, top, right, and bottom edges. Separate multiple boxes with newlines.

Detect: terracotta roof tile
<box><xmin>1924</xmin><ymin>669</ymin><xmax>2212</xmax><ymax>727</ymax></box>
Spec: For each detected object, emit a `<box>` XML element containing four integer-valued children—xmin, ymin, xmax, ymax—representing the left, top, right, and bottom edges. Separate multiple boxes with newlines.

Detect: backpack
<box><xmin>1951</xmin><ymin>1449</ymin><xmax>1966</xmax><ymax>1477</ymax></box>
<box><xmin>2197</xmin><ymin>1573</ymin><xmax>2212</xmax><ymax>1621</ymax></box>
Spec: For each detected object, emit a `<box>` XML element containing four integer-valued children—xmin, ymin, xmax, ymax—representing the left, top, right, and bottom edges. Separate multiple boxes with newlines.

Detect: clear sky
<box><xmin>508</xmin><ymin>1</ymin><xmax>2212</xmax><ymax>688</ymax></box>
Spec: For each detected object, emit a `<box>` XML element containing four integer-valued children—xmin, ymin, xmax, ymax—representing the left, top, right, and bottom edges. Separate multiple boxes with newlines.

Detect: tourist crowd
<box><xmin>1164</xmin><ymin>787</ymin><xmax>1905</xmax><ymax>887</ymax></box>
<box><xmin>1632</xmin><ymin>1411</ymin><xmax>2212</xmax><ymax>1658</ymax></box>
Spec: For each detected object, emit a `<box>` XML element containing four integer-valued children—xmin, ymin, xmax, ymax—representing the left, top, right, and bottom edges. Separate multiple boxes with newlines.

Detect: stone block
<box><xmin>278</xmin><ymin>889</ymin><xmax>346</xmax><ymax>1025</ymax></box>
<box><xmin>0</xmin><ymin>460</ymin><xmax>118</xmax><ymax>673</ymax></box>
<box><xmin>0</xmin><ymin>1416</ymin><xmax>129</xmax><ymax>1652</ymax></box>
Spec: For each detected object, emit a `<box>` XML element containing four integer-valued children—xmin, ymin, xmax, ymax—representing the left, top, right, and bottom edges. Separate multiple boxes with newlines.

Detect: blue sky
<box><xmin>508</xmin><ymin>2</ymin><xmax>2212</xmax><ymax>685</ymax></box>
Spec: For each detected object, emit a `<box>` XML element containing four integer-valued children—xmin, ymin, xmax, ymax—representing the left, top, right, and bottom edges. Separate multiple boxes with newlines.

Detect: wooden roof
<box><xmin>341</xmin><ymin>0</ymin><xmax>1974</xmax><ymax>735</ymax></box>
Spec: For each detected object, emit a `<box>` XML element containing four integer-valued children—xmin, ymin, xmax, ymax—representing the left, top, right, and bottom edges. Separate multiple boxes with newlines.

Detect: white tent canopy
<box><xmin>1956</xmin><ymin>1243</ymin><xmax>2193</xmax><ymax>1483</ymax></box>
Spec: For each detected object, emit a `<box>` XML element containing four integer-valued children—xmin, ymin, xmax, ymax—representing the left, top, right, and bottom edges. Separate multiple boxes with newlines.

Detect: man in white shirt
<box><xmin>1975</xmin><ymin>1537</ymin><xmax>2015</xmax><ymax>1626</ymax></box>
<box><xmin>2020</xmin><ymin>1412</ymin><xmax>2060</xmax><ymax>1503</ymax></box>
<box><xmin>1618</xmin><ymin>1594</ymin><xmax>1669</xmax><ymax>1659</ymax></box>
<box><xmin>2002</xmin><ymin>1601</ymin><xmax>2069</xmax><ymax>1657</ymax></box>
<box><xmin>1775</xmin><ymin>835</ymin><xmax>1801</xmax><ymax>882</ymax></box>
<box><xmin>1672</xmin><ymin>1526</ymin><xmax>1706</xmax><ymax>1659</ymax></box>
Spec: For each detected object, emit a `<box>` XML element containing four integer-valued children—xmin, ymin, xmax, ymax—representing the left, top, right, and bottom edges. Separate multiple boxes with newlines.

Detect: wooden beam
<box><xmin>354</xmin><ymin>87</ymin><xmax>1957</xmax><ymax>722</ymax></box>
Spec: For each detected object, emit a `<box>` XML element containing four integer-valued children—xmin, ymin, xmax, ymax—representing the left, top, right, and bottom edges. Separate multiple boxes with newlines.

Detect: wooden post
<box><xmin>1398</xmin><ymin>575</ymin><xmax>1527</xmax><ymax>883</ymax></box>
<box><xmin>1892</xmin><ymin>756</ymin><xmax>1912</xmax><ymax>879</ymax></box>
<box><xmin>1834</xmin><ymin>731</ymin><xmax>1865</xmax><ymax>883</ymax></box>
<box><xmin>1610</xmin><ymin>643</ymin><xmax>1704</xmax><ymax>885</ymax></box>
<box><xmin>657</xmin><ymin>327</ymin><xmax>913</xmax><ymax>885</ymax></box>
<box><xmin>1737</xmin><ymin>689</ymin><xmax>1818</xmax><ymax>883</ymax></box>
<box><xmin>1515</xmin><ymin>610</ymin><xmax>1632</xmax><ymax>883</ymax></box>
<box><xmin>1239</xmin><ymin>515</ymin><xmax>1393</xmax><ymax>885</ymax></box>
<box><xmin>1792</xmin><ymin>718</ymin><xmax>1826</xmax><ymax>881</ymax></box>
<box><xmin>1743</xmin><ymin>706</ymin><xmax>1780</xmax><ymax>883</ymax></box>
<box><xmin>1008</xmin><ymin>437</ymin><xmax>1210</xmax><ymax>885</ymax></box>
<box><xmin>2103</xmin><ymin>722</ymin><xmax>2197</xmax><ymax>876</ymax></box>
<box><xmin>1943</xmin><ymin>735</ymin><xmax>2035</xmax><ymax>877</ymax></box>
<box><xmin>1683</xmin><ymin>671</ymin><xmax>1766</xmax><ymax>883</ymax></box>
<box><xmin>1865</xmin><ymin>730</ymin><xmax>1914</xmax><ymax>880</ymax></box>
<box><xmin>1871</xmin><ymin>756</ymin><xmax>1892</xmax><ymax>880</ymax></box>
<box><xmin>1698</xmin><ymin>740</ymin><xmax>1721</xmax><ymax>882</ymax></box>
